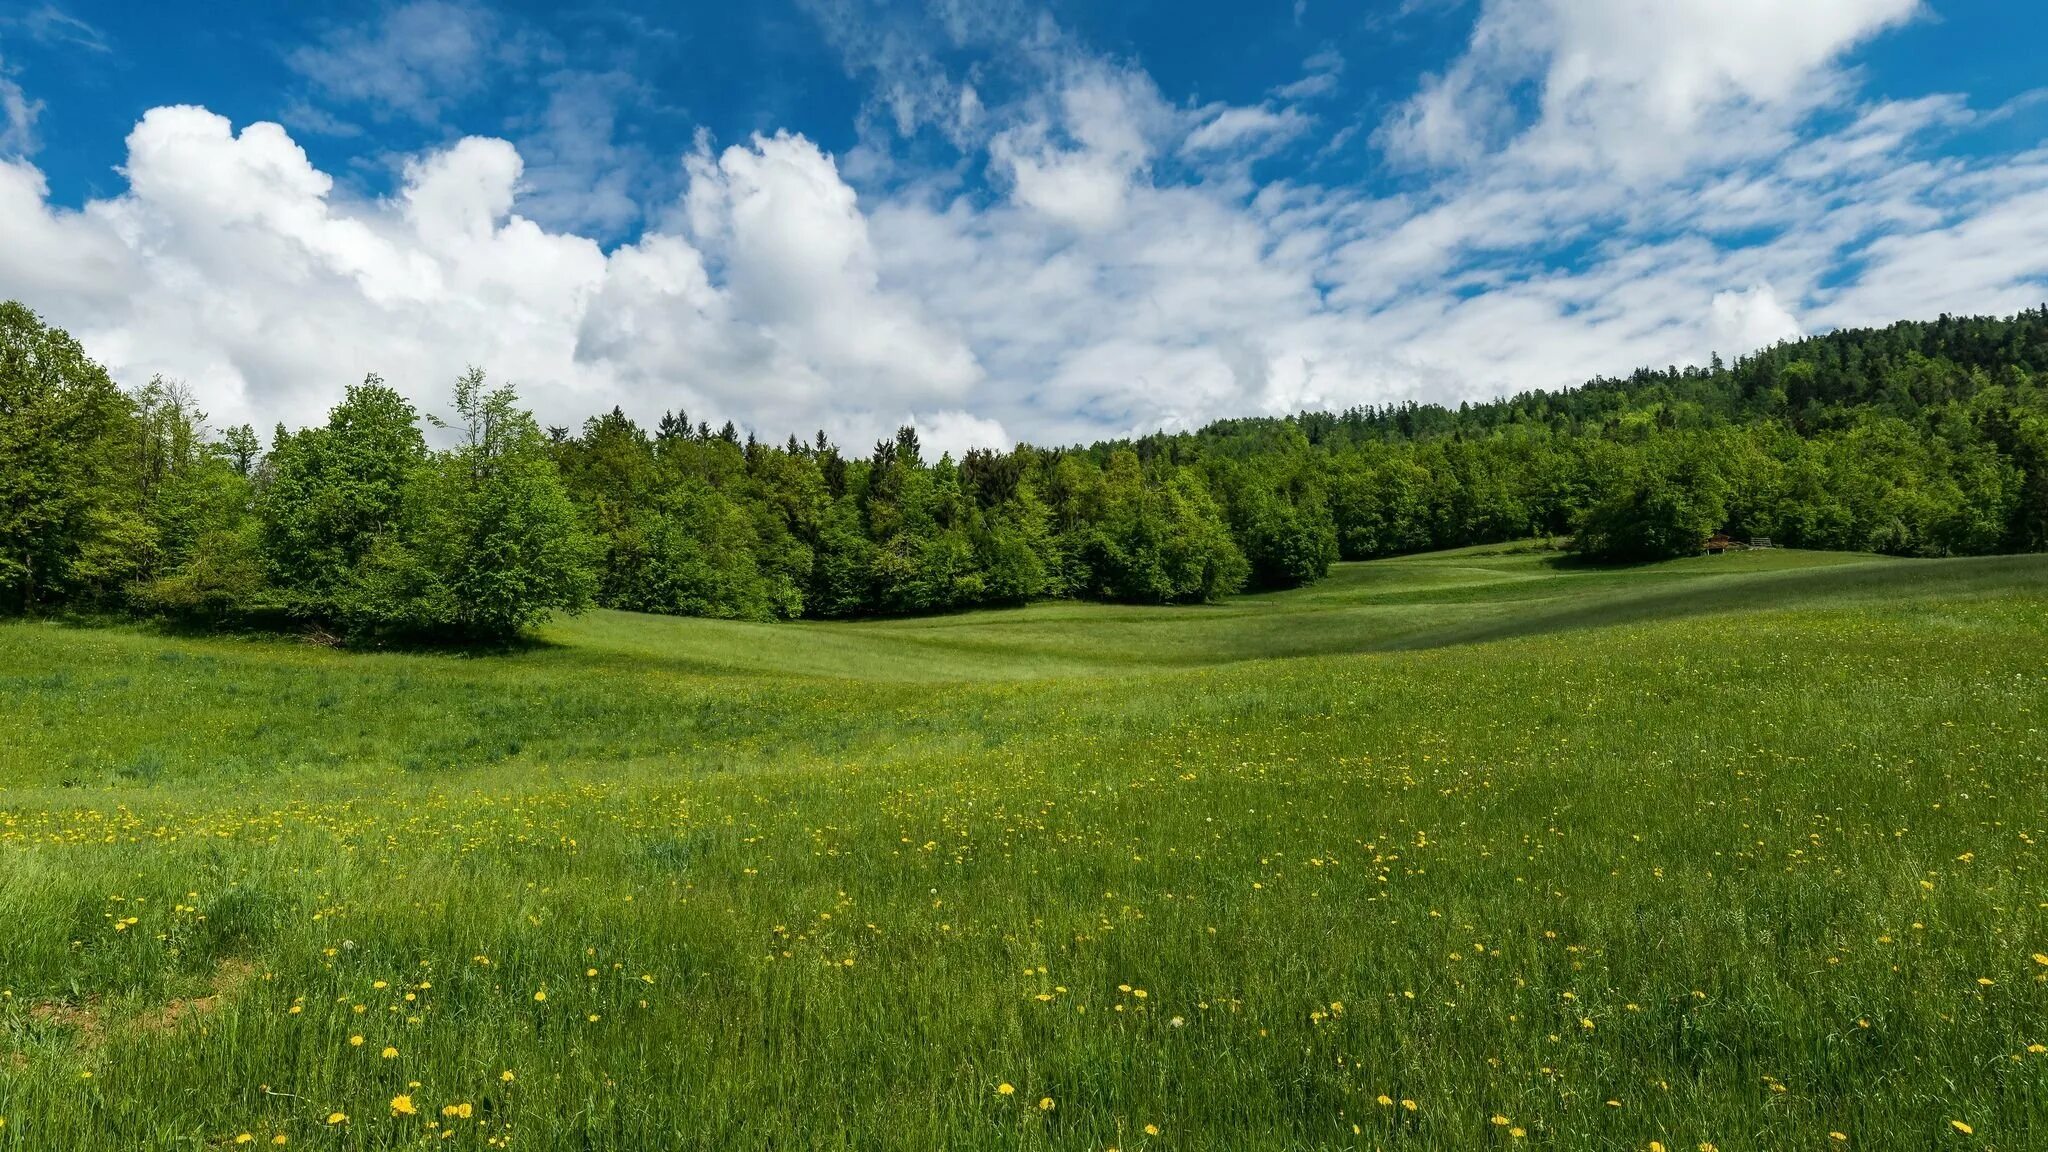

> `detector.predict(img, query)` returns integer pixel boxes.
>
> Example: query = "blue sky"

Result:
[1,0,2044,452]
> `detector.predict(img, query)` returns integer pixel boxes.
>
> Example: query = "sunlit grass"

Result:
[3,549,2046,1149]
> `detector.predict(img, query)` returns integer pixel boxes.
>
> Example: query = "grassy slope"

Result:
[1,548,2046,1149]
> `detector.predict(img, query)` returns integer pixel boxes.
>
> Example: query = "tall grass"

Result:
[2,549,2045,1149]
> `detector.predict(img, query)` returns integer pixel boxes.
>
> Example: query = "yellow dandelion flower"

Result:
[997,1083,1015,1096]
[348,1035,364,1047]
[1144,1124,1161,1136]
[325,1113,347,1126]
[1950,1121,1973,1135]
[390,1095,416,1117]
[273,1138,288,1146]
[235,1136,254,1146]
[1492,1116,1511,1126]
[1038,1097,1055,1112]
[1376,1095,1393,1107]
[1511,1128,1526,1139]
[442,1103,474,1120]
[500,1070,516,1083]
[533,989,547,1002]
[380,1046,399,1059]
[1401,1099,1418,1112]
[1830,1135,1848,1144]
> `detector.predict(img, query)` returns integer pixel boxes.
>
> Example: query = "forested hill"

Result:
[4,299,2047,642]
[1295,307,2048,444]
[1089,307,2048,565]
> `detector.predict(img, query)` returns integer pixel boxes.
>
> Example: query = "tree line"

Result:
[5,299,2046,642]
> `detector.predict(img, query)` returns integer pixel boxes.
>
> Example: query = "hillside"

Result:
[3,550,2046,1148]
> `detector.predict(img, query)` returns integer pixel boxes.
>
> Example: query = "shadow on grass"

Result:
[1377,552,2048,653]
[31,606,573,658]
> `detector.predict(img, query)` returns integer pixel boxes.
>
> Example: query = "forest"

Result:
[5,299,2047,641]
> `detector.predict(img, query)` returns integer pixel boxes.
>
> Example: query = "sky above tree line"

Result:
[0,0,2043,454]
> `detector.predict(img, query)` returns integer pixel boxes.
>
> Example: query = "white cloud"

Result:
[509,69,650,238]
[288,0,503,124]
[1,1,2045,457]
[1709,285,1803,359]
[910,409,1010,457]
[0,60,40,156]
[990,65,1165,231]
[1273,49,1343,102]
[5,5,109,54]
[1380,0,1924,176]
[1183,105,1311,155]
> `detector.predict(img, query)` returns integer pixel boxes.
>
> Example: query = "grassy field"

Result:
[2,546,2046,1150]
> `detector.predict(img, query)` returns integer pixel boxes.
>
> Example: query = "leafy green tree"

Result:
[1571,442,1728,562]
[0,302,145,611]
[345,370,595,642]
[258,375,427,616]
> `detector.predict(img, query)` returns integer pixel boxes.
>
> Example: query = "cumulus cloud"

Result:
[1709,285,1804,359]
[1,1,2045,457]
[0,103,984,451]
[586,129,981,428]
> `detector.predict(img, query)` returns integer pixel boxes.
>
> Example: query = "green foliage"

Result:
[7,299,2048,634]
[334,370,596,643]
[0,301,143,609]
[0,333,598,642]
[1569,438,1729,562]
[258,376,428,614]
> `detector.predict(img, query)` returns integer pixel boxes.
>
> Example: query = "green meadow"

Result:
[2,547,2046,1150]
